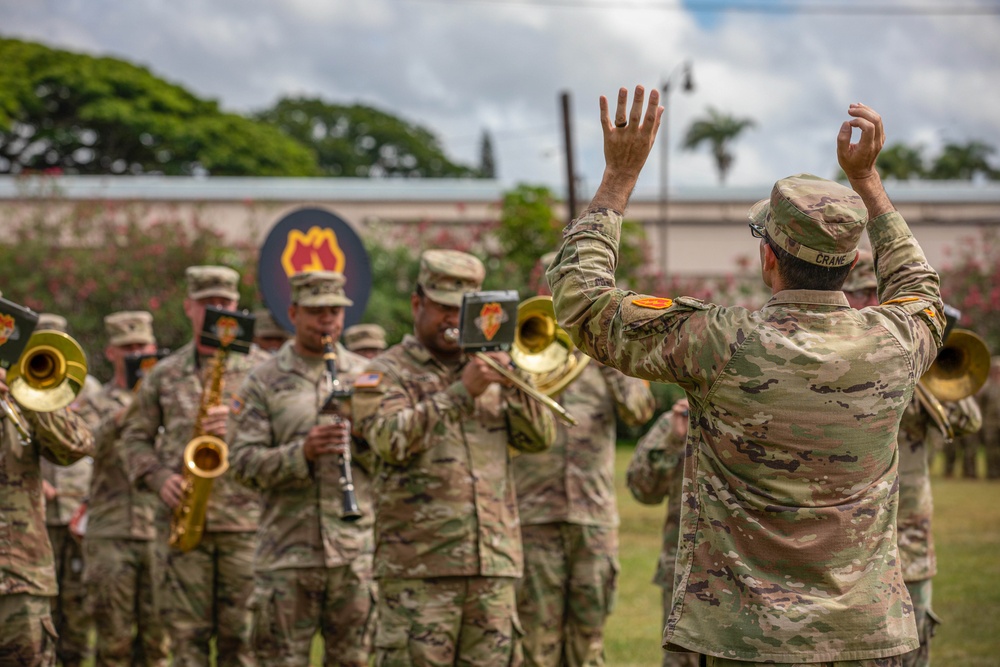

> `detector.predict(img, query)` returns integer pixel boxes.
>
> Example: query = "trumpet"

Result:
[443,327,577,426]
[1,330,88,446]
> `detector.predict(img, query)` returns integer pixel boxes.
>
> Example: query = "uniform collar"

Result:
[764,289,850,309]
[401,334,467,372]
[276,338,327,381]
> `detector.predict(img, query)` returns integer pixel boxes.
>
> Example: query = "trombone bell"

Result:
[7,330,88,413]
[920,328,990,403]
[511,296,590,396]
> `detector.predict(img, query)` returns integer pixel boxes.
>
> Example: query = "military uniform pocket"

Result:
[509,612,525,667]
[603,556,621,616]
[373,621,410,667]
[40,615,59,666]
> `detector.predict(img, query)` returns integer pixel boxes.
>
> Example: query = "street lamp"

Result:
[659,61,695,277]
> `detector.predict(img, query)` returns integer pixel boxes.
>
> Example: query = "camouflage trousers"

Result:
[83,537,170,666]
[0,594,57,666]
[375,576,522,667]
[162,531,256,667]
[47,525,91,666]
[515,523,618,667]
[701,657,902,666]
[248,555,375,666]
[900,579,938,667]
[659,586,697,667]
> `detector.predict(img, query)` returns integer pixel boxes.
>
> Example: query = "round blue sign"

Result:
[258,208,372,333]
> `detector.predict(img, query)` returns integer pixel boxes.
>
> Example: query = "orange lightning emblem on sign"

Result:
[0,314,14,347]
[281,227,347,277]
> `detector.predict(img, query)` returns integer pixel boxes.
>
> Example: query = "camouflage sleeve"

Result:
[119,366,171,493]
[598,363,655,428]
[227,374,311,492]
[502,384,556,454]
[626,411,684,505]
[869,210,945,367]
[948,395,982,439]
[545,208,727,395]
[27,407,94,465]
[73,393,104,431]
[352,364,477,465]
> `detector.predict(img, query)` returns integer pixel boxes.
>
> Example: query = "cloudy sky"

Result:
[3,0,999,196]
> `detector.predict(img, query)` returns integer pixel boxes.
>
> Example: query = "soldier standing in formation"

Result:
[844,252,982,667]
[252,308,291,354]
[353,249,556,665]
[549,89,943,664]
[978,358,1000,479]
[229,271,376,665]
[625,398,696,667]
[75,311,170,666]
[0,295,94,665]
[513,263,655,667]
[343,323,388,360]
[121,266,270,666]
[36,313,96,667]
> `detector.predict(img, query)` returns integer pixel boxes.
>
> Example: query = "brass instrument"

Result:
[2,330,88,446]
[320,335,362,522]
[445,296,590,426]
[169,350,230,552]
[915,327,990,442]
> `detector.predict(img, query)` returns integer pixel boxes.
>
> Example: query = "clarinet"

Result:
[320,335,362,522]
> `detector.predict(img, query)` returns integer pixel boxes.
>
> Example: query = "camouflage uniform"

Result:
[626,410,698,667]
[512,358,653,667]
[977,360,1000,479]
[1,404,93,666]
[120,265,268,667]
[548,174,944,663]
[228,271,375,666]
[352,249,556,666]
[344,323,388,358]
[40,455,92,666]
[76,374,170,666]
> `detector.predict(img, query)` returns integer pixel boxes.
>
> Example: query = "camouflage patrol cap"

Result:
[749,173,868,268]
[344,323,387,352]
[417,249,485,307]
[104,311,155,347]
[38,313,68,332]
[842,249,877,292]
[289,271,353,307]
[186,265,240,301]
[252,309,290,340]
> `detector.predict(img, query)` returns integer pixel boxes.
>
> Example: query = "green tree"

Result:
[929,140,998,180]
[877,142,927,180]
[479,130,496,179]
[255,97,477,178]
[681,107,756,185]
[493,184,563,287]
[0,37,319,176]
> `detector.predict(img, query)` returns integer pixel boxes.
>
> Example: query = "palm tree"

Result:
[682,107,756,185]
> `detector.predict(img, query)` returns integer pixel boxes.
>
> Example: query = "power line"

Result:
[399,0,1000,16]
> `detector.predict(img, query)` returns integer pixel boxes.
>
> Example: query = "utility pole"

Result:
[561,91,577,224]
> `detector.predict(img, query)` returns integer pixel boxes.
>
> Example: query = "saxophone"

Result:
[169,349,231,552]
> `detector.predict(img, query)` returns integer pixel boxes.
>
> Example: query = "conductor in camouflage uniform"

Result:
[845,252,982,667]
[75,311,169,666]
[121,266,270,667]
[548,89,944,664]
[0,310,94,665]
[228,272,376,665]
[513,266,654,667]
[625,398,697,667]
[353,249,556,666]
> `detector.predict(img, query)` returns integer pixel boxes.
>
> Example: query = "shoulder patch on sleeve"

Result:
[631,297,673,310]
[354,372,383,389]
[230,393,244,415]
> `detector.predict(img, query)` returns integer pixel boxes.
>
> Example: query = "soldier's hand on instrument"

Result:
[42,480,58,501]
[160,473,185,509]
[201,404,229,438]
[303,422,350,461]
[0,367,7,396]
[837,103,885,182]
[463,353,512,397]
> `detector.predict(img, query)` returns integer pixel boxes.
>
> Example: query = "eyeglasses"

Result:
[748,222,766,239]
